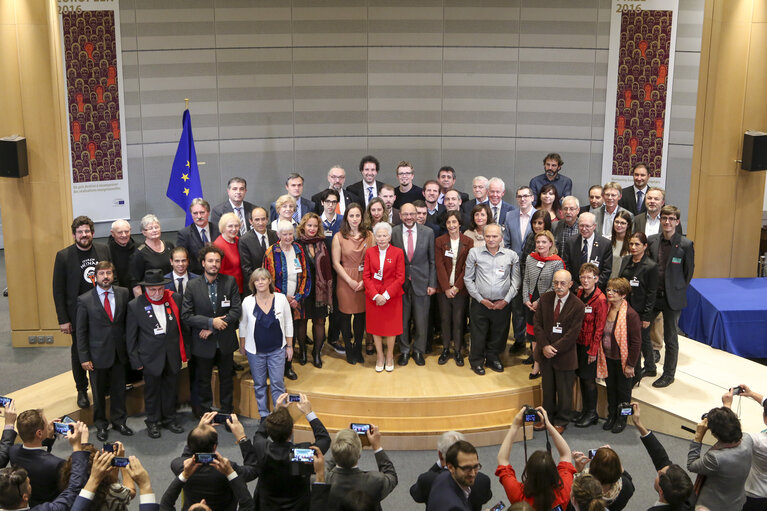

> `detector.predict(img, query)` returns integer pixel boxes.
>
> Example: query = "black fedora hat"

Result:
[138,269,171,287]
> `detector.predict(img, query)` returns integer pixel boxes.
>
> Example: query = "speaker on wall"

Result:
[742,130,767,172]
[0,137,29,178]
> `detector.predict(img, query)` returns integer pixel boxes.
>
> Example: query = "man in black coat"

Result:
[52,216,111,408]
[176,198,220,275]
[181,244,242,413]
[347,155,384,208]
[410,432,491,511]
[127,269,187,438]
[75,261,132,441]
[210,177,256,236]
[107,219,136,288]
[562,212,612,291]
[238,207,278,288]
[251,394,331,510]
[424,441,483,511]
[311,165,361,215]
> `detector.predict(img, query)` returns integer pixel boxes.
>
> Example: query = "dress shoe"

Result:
[312,350,323,368]
[533,421,546,431]
[398,353,410,366]
[571,410,585,423]
[385,359,394,372]
[96,427,108,441]
[413,352,425,366]
[529,371,541,380]
[375,363,384,373]
[509,342,525,354]
[472,365,485,376]
[114,424,134,436]
[653,375,675,388]
[575,412,599,428]
[488,360,504,373]
[522,355,534,365]
[164,421,184,434]
[454,353,464,367]
[298,346,308,365]
[612,415,628,433]
[284,361,298,380]
[191,404,204,420]
[438,349,450,365]
[553,424,566,435]
[328,339,345,354]
[232,361,245,372]
[346,353,358,364]
[603,415,616,431]
[77,391,90,409]
[146,422,161,439]
[642,368,657,378]
[366,344,375,355]
[653,350,661,363]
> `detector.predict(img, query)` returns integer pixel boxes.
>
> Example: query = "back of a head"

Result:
[659,464,693,505]
[16,409,45,444]
[339,490,376,511]
[571,473,606,511]
[331,429,362,469]
[437,431,465,459]
[266,407,294,443]
[0,466,28,510]
[187,425,218,454]
[706,406,742,443]
[522,450,561,511]
[588,447,622,485]
[509,502,534,511]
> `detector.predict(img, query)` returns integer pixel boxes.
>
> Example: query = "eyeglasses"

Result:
[397,171,413,176]
[516,194,532,198]
[660,216,677,222]
[323,200,338,205]
[456,463,482,472]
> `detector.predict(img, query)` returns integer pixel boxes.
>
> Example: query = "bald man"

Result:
[108,219,137,289]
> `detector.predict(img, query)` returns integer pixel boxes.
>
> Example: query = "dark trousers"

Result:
[399,287,430,355]
[340,312,365,360]
[638,323,655,373]
[328,293,342,344]
[70,332,88,392]
[510,291,527,344]
[90,364,126,429]
[438,293,467,352]
[144,361,179,424]
[576,343,598,413]
[540,360,574,426]
[468,300,511,367]
[743,496,767,511]
[651,295,681,377]
[187,354,199,407]
[605,358,633,417]
[196,349,234,413]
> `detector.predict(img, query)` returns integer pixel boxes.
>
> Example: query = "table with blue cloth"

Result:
[679,278,767,358]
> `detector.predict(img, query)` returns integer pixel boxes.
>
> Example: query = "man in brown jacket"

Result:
[533,269,585,433]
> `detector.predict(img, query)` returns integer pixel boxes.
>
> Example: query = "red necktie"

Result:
[407,229,414,262]
[553,298,561,323]
[104,291,113,322]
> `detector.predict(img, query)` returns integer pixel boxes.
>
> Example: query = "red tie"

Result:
[104,291,113,322]
[553,298,561,323]
[407,229,414,262]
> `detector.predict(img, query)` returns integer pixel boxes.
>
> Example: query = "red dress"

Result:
[214,235,244,293]
[363,244,405,336]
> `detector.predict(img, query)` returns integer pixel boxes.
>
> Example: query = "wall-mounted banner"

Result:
[602,0,679,189]
[58,0,129,222]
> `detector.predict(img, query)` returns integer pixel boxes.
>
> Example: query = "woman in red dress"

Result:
[363,222,405,372]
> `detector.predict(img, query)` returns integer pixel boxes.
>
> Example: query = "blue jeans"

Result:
[246,348,286,418]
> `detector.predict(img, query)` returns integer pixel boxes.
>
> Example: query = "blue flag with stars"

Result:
[167,109,203,225]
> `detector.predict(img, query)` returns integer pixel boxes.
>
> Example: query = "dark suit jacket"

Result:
[0,428,16,467]
[647,233,695,310]
[211,200,256,232]
[270,196,315,222]
[486,200,514,228]
[618,254,659,322]
[618,185,648,216]
[593,205,633,238]
[460,199,488,225]
[410,463,492,511]
[311,188,361,214]
[425,470,472,511]
[180,274,242,358]
[170,440,258,511]
[176,223,220,275]
[251,415,331,510]
[347,179,384,203]
[310,483,330,511]
[325,450,398,511]
[632,212,683,236]
[75,286,129,369]
[562,234,613,290]
[391,224,437,295]
[30,450,90,511]
[52,243,111,325]
[164,272,199,293]
[160,473,253,511]
[8,444,66,506]
[238,229,278,284]
[533,290,586,371]
[126,293,186,376]
[434,234,473,295]
[641,431,696,511]
[388,208,402,226]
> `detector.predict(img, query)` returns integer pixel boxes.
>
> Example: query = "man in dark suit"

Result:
[414,200,441,237]
[410,432,492,511]
[379,184,402,226]
[460,176,489,225]
[52,216,111,408]
[632,187,682,237]
[251,394,331,510]
[486,177,514,228]
[347,155,384,208]
[239,207,278,287]
[127,269,187,438]
[391,204,437,366]
[425,441,483,511]
[647,205,694,388]
[75,261,132,441]
[0,400,17,468]
[533,269,586,432]
[619,162,651,216]
[270,173,315,222]
[210,177,256,236]
[177,198,220,275]
[311,165,360,215]
[325,426,397,511]
[562,212,612,291]
[594,182,633,238]
[580,184,604,215]
[437,166,470,204]
[181,244,242,413]
[170,412,258,511]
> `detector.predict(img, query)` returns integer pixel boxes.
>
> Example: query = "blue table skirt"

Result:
[679,278,767,358]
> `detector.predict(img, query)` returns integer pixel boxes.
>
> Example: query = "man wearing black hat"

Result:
[126,269,188,438]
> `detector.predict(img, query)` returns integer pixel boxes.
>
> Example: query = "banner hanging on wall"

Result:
[58,0,130,222]
[602,0,679,189]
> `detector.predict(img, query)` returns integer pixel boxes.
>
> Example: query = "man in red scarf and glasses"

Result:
[126,268,188,439]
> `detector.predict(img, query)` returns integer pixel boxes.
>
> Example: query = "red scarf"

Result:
[529,251,563,264]
[145,290,187,362]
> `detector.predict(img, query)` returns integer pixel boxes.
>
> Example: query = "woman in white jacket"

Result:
[239,268,294,420]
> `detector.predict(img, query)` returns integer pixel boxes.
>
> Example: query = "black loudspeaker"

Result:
[742,131,767,171]
[0,137,29,178]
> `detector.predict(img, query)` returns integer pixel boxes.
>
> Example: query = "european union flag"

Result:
[167,109,203,225]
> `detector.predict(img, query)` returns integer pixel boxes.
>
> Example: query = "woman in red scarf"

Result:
[296,213,333,368]
[523,230,564,379]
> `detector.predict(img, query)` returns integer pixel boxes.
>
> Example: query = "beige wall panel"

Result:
[695,176,736,277]
[731,170,765,277]
[0,28,23,132]
[754,0,767,23]
[13,0,46,26]
[0,0,17,25]
[743,22,767,128]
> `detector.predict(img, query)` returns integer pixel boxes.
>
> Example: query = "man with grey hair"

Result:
[552,195,581,255]
[108,219,136,288]
[486,177,513,228]
[562,212,612,290]
[177,198,220,275]
[409,431,492,510]
[311,165,360,215]
[460,175,489,223]
[270,173,315,223]
[325,425,397,510]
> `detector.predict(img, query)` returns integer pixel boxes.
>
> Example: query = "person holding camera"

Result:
[495,406,575,511]
[688,391,753,511]
[570,446,634,510]
[598,277,642,434]
[729,384,767,510]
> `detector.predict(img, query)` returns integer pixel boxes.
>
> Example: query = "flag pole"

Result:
[184,97,189,109]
